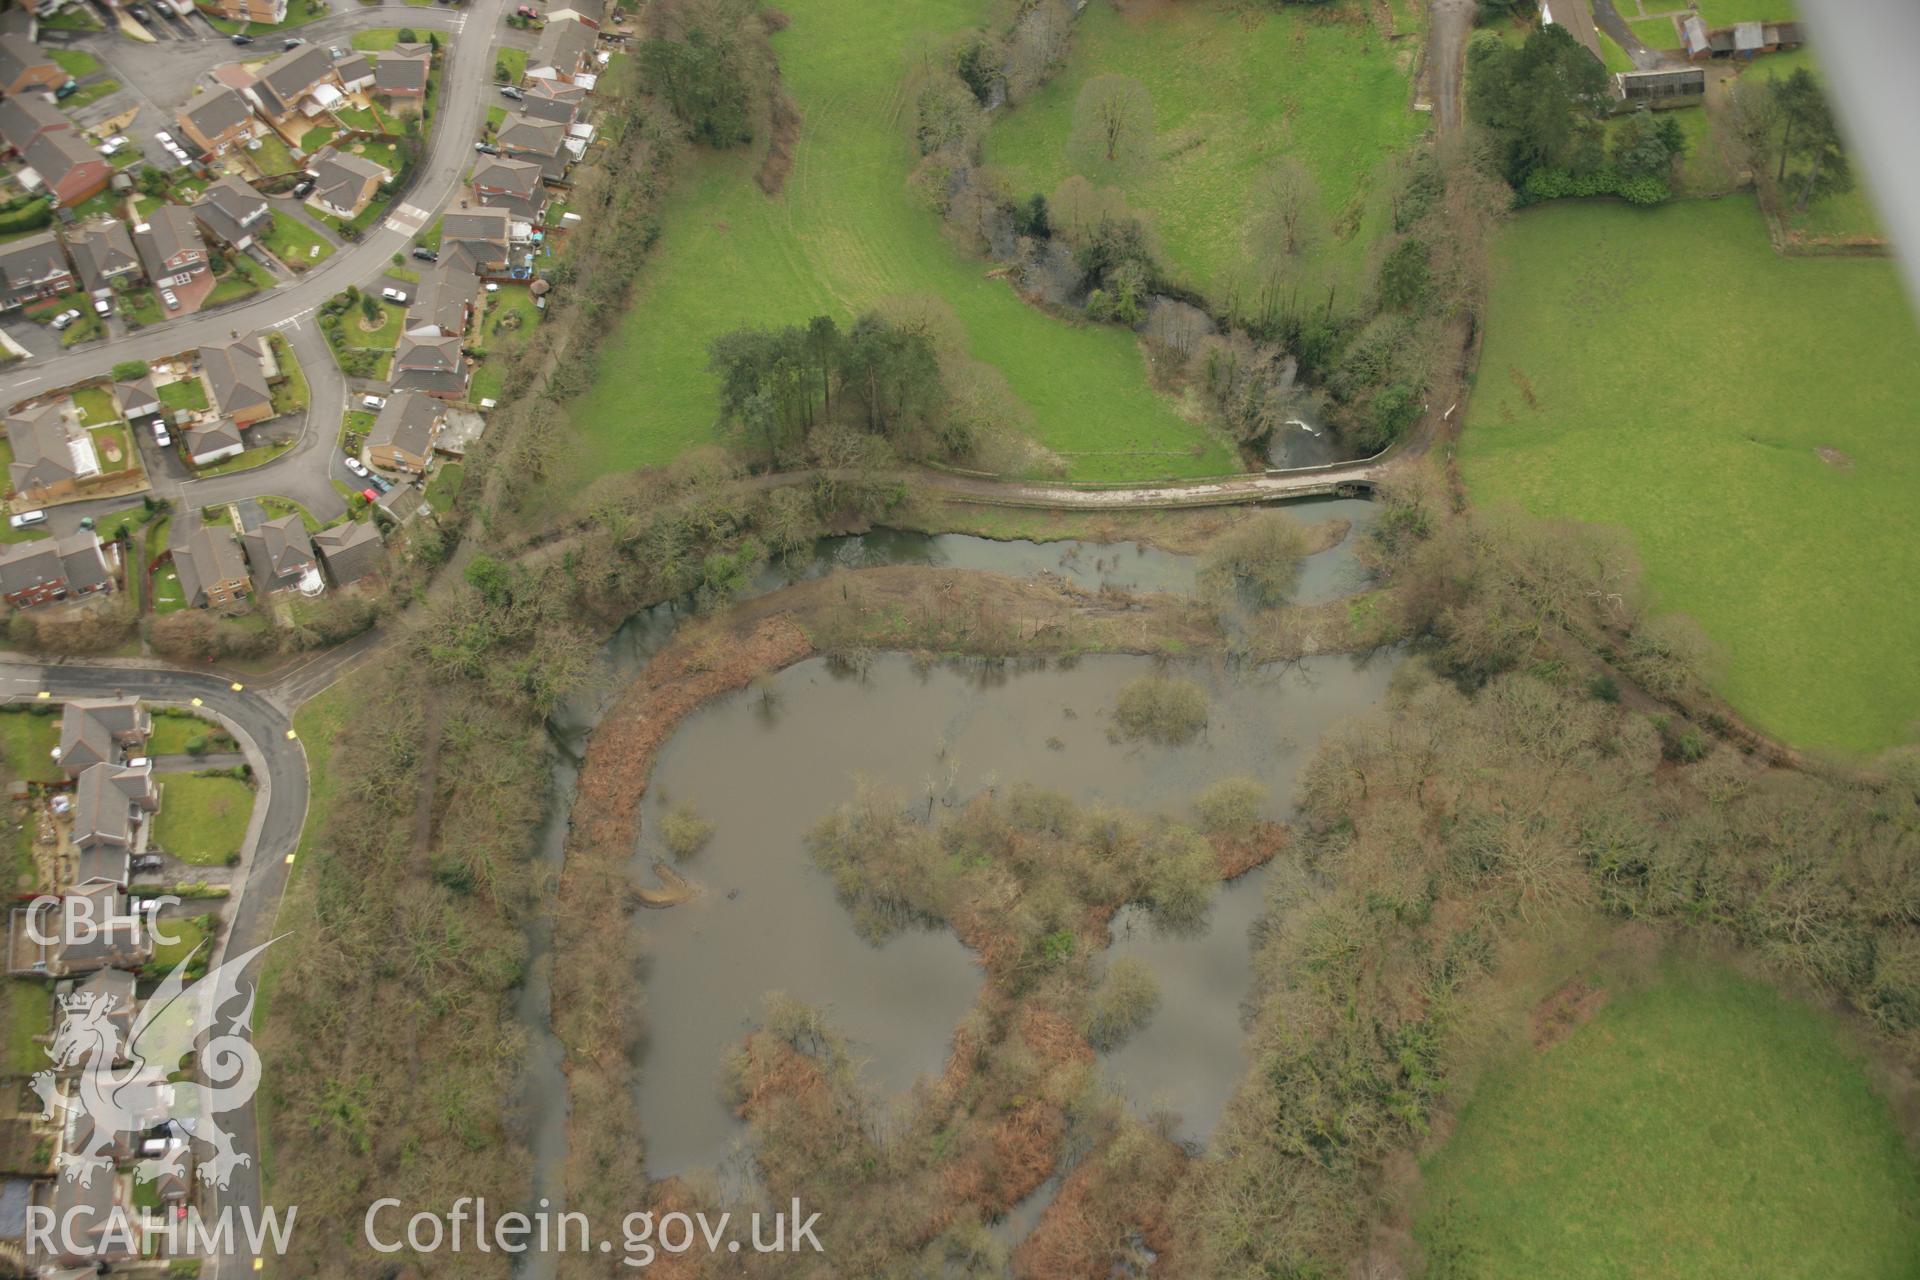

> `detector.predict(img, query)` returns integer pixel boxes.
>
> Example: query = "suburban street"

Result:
[0,657,308,1279]
[8,0,515,534]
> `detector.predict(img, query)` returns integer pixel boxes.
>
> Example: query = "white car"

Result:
[154,130,174,146]
[8,510,47,530]
[361,394,386,410]
[152,421,172,447]
[97,136,126,156]
[343,456,370,478]
[381,287,408,304]
[49,309,81,330]
[161,289,179,310]
[92,298,111,316]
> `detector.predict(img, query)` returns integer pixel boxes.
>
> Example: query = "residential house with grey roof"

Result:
[242,514,317,593]
[0,33,61,97]
[438,208,512,275]
[366,391,444,473]
[529,17,597,86]
[56,697,149,778]
[63,218,141,298]
[23,126,112,207]
[472,155,549,222]
[0,90,66,158]
[392,332,469,400]
[193,175,272,252]
[170,522,250,609]
[313,520,384,587]
[243,43,342,123]
[333,52,375,94]
[175,84,257,159]
[199,335,275,427]
[0,533,112,609]
[373,50,430,98]
[0,231,74,310]
[403,262,474,338]
[134,205,211,313]
[72,761,157,888]
[183,417,244,467]
[5,400,92,499]
[497,111,571,183]
[305,146,389,220]
[519,77,587,126]
[34,885,152,979]
[546,0,606,27]
[116,376,161,421]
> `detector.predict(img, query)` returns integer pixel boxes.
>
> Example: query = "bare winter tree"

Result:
[1006,0,1072,102]
[1249,157,1324,259]
[1071,74,1155,168]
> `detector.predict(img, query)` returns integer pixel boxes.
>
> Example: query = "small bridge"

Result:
[917,457,1386,511]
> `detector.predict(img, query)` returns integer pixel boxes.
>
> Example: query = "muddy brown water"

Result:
[512,509,1391,1269]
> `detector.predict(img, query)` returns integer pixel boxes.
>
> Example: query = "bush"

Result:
[1084,956,1161,1051]
[1200,512,1312,608]
[111,360,150,382]
[659,803,715,861]
[1193,777,1267,837]
[1112,674,1210,746]
[1520,165,1671,207]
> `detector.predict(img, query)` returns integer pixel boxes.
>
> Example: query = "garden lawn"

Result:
[1631,0,1798,48]
[1417,960,1920,1279]
[157,378,208,413]
[983,0,1427,307]
[350,27,415,50]
[147,710,227,756]
[260,212,334,269]
[0,710,62,783]
[1459,197,1920,755]
[155,773,255,866]
[1,981,47,1075]
[562,0,1236,500]
[423,461,463,514]
[87,426,131,473]
[495,47,527,83]
[71,386,117,425]
[148,914,209,972]
[1743,48,1885,243]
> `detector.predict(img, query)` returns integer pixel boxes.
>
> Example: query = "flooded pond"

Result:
[632,649,1399,1175]
[513,502,1389,1260]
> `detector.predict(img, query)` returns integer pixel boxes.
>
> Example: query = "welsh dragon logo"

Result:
[30,938,278,1194]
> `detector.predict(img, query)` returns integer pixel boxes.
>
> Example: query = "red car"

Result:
[361,488,380,503]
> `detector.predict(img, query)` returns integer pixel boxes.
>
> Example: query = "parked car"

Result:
[92,298,111,316]
[282,36,303,48]
[53,79,78,100]
[328,45,347,58]
[473,142,500,156]
[130,854,165,874]
[343,456,369,478]
[360,488,380,503]
[381,287,408,303]
[361,394,387,410]
[153,421,172,447]
[49,309,80,330]
[291,177,316,198]
[230,33,253,45]
[155,130,174,146]
[499,85,524,100]
[127,3,148,18]
[367,472,392,494]
[515,4,536,15]
[97,136,126,156]
[161,289,179,310]
[410,247,438,262]
[8,511,46,530]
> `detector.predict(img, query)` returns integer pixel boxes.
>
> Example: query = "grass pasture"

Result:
[1459,197,1920,755]
[561,0,1237,502]
[1417,960,1920,1279]
[155,773,255,865]
[982,0,1427,308]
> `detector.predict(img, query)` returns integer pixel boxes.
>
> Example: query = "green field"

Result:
[1418,961,1920,1278]
[1459,197,1920,755]
[562,0,1237,500]
[1626,0,1797,47]
[983,0,1425,306]
[147,710,230,756]
[155,773,255,865]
